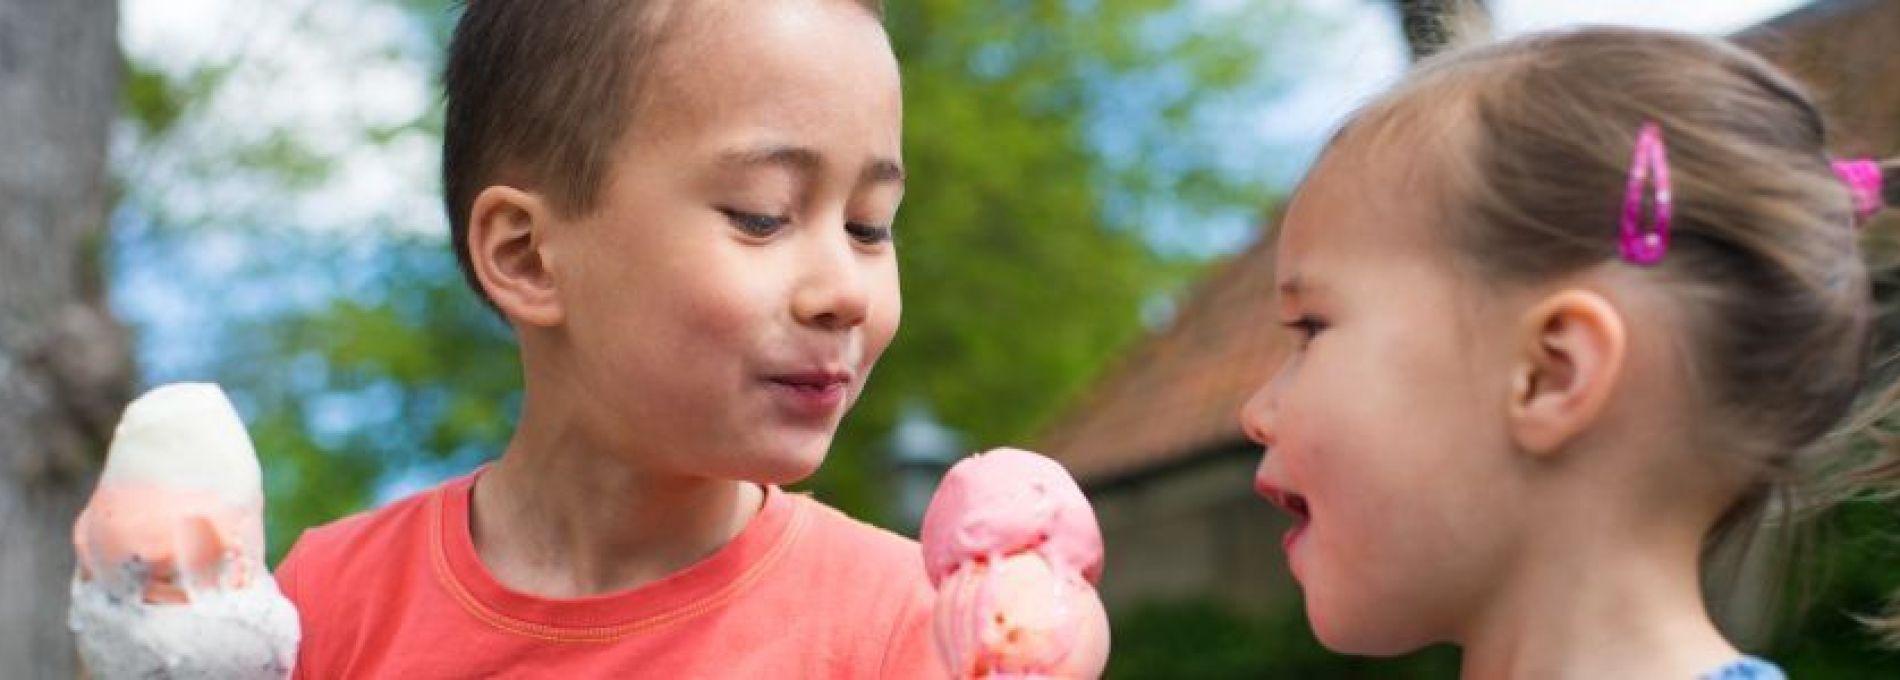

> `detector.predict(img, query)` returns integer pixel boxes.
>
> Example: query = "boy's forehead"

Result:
[644,0,890,84]
[628,0,900,144]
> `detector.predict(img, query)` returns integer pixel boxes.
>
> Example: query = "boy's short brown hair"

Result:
[442,0,885,307]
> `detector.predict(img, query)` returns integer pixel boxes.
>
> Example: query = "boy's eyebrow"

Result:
[720,145,824,174]
[863,158,905,186]
[718,144,905,186]
[722,143,908,186]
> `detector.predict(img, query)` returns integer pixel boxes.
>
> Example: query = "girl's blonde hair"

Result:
[1334,26,1899,633]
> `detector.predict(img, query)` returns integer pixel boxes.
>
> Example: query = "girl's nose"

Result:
[1239,380,1278,448]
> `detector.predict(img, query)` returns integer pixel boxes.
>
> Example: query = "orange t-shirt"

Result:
[276,472,943,678]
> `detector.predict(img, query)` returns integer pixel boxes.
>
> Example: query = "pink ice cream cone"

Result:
[920,448,1110,679]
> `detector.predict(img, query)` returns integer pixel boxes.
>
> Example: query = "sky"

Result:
[1248,0,1810,187]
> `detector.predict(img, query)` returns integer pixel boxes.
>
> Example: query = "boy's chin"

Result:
[729,441,831,486]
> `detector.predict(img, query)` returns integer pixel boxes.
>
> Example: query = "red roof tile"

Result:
[1737,0,1900,159]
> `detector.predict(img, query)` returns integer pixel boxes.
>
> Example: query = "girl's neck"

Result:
[470,395,764,599]
[1458,504,1740,680]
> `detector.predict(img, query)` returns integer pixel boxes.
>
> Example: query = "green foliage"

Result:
[121,60,229,138]
[1109,598,1459,679]
[1769,499,1900,674]
[208,233,522,562]
[815,0,1290,515]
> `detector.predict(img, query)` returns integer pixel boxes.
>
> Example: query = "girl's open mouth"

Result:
[1257,485,1312,558]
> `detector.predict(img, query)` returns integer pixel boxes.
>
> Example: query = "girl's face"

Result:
[1239,142,1529,655]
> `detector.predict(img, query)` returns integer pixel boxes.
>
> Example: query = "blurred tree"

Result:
[0,0,129,676]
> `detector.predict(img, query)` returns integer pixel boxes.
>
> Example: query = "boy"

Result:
[275,0,938,676]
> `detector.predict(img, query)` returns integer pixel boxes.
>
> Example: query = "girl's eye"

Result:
[720,209,790,237]
[846,222,894,245]
[1281,315,1327,349]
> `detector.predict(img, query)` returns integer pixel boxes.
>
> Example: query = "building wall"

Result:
[1087,443,1296,617]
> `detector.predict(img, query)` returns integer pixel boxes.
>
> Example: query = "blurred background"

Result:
[4,0,1898,676]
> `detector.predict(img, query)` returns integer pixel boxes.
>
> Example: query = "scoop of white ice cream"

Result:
[70,574,300,679]
[101,382,262,504]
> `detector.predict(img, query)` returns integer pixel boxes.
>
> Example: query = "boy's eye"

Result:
[1281,315,1327,349]
[846,222,893,245]
[720,208,790,237]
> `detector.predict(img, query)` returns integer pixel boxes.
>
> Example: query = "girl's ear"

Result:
[467,185,564,327]
[1506,289,1627,457]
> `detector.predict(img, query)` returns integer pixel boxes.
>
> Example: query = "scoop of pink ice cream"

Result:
[920,448,1103,585]
[933,552,1110,679]
[920,448,1109,679]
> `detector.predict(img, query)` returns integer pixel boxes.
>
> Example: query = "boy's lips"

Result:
[764,368,854,418]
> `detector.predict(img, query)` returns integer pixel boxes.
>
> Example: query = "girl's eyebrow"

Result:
[1278,274,1334,308]
[1278,274,1305,300]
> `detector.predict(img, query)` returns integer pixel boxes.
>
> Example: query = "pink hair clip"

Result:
[1833,158,1883,227]
[1619,121,1672,266]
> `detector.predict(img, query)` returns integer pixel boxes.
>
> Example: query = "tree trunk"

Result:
[0,0,130,677]
[1392,0,1492,62]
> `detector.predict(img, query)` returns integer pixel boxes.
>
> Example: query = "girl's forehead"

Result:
[1276,143,1450,277]
[1280,84,1480,257]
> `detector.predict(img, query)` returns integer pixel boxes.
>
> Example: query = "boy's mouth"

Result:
[764,369,854,417]
[768,370,853,391]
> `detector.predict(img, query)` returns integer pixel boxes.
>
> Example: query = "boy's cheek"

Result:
[863,273,903,353]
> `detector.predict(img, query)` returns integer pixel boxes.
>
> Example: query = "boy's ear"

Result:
[467,186,563,327]
[1506,289,1626,457]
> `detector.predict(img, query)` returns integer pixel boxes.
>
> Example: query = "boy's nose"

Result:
[792,235,870,331]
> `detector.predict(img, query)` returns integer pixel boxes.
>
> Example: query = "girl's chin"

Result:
[1307,603,1436,658]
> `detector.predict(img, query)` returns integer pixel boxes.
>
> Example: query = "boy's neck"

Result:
[469,414,766,599]
[1457,498,1742,680]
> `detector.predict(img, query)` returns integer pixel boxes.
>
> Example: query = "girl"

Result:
[1241,27,1897,678]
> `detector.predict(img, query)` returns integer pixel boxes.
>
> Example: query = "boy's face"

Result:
[540,0,903,485]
